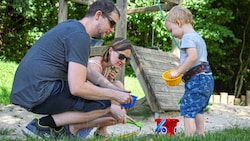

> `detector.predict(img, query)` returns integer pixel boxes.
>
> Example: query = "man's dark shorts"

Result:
[31,81,111,115]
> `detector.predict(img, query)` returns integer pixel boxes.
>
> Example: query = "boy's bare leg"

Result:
[195,114,205,136]
[184,117,195,136]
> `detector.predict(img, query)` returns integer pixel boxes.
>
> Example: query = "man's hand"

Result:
[114,91,132,105]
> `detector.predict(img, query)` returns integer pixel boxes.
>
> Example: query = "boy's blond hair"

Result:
[166,5,194,26]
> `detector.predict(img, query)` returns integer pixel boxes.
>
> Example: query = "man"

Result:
[10,0,131,139]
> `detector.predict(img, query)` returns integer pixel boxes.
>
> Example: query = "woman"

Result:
[89,37,132,89]
[74,37,133,138]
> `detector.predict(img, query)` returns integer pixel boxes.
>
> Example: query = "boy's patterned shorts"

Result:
[180,74,214,118]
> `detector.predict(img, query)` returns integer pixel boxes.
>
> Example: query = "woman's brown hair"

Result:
[102,37,132,62]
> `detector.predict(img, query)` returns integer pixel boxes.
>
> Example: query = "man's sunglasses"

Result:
[103,13,116,28]
[114,50,131,62]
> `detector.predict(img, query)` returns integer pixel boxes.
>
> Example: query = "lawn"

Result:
[0,61,18,105]
[1,126,250,141]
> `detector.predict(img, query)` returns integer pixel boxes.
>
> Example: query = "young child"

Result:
[165,6,214,136]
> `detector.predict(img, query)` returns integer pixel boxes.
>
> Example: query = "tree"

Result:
[232,1,250,97]
[0,0,249,96]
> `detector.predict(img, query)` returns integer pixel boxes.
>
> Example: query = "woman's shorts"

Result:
[31,81,111,115]
[180,74,214,118]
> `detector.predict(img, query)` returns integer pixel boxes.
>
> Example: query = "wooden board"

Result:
[130,46,184,112]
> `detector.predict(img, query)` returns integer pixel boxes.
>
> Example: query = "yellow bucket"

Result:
[162,70,182,86]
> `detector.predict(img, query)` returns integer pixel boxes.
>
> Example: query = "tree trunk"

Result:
[234,15,250,98]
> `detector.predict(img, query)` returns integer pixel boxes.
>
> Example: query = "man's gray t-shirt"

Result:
[10,19,91,109]
[180,32,208,70]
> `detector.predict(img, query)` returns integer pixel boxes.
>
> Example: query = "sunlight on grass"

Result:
[124,76,145,100]
[0,61,18,105]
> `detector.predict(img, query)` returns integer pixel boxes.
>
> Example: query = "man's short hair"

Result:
[85,0,120,17]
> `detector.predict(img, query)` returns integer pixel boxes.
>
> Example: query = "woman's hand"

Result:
[109,104,127,124]
[107,67,119,81]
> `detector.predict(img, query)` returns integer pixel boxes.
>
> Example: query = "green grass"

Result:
[1,126,250,141]
[124,76,145,99]
[0,61,18,105]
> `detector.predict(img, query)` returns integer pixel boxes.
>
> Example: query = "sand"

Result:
[1,103,250,139]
